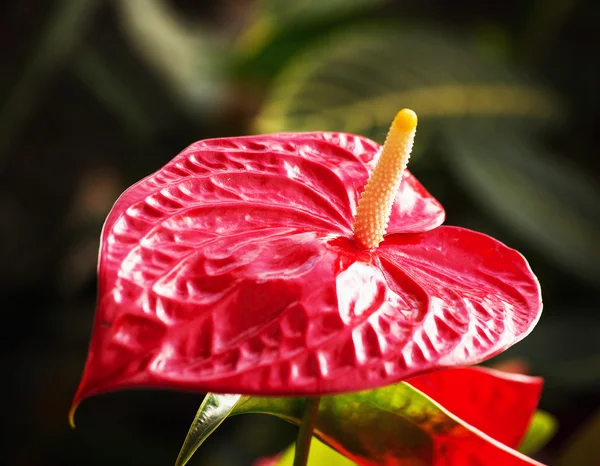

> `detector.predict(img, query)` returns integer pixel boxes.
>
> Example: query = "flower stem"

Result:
[293,396,321,466]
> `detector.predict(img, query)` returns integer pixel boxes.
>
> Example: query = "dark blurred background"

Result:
[2,0,599,465]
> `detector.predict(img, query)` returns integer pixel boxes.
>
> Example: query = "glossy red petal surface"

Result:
[376,227,542,372]
[407,367,543,449]
[103,132,444,240]
[73,133,540,406]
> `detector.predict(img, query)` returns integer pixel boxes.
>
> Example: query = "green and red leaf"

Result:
[177,368,544,466]
[408,367,543,449]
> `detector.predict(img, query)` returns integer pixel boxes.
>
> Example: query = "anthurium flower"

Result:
[71,110,542,416]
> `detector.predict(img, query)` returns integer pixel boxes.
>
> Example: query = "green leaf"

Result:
[443,120,600,284]
[177,384,539,466]
[232,391,432,465]
[254,26,560,146]
[174,394,241,466]
[518,411,558,455]
[274,437,356,465]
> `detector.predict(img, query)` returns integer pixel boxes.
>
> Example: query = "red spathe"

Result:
[73,132,542,405]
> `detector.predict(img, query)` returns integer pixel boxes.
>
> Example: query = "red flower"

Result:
[71,113,542,412]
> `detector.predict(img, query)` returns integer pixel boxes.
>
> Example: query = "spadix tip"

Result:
[353,108,418,249]
[393,108,418,132]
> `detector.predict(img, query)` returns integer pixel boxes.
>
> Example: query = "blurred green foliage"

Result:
[1,1,598,465]
[519,411,558,456]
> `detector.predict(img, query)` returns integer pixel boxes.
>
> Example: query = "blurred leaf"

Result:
[518,411,558,455]
[112,0,225,115]
[273,437,356,465]
[444,121,600,284]
[240,0,384,52]
[556,408,600,466]
[235,1,385,83]
[178,383,541,466]
[0,0,98,159]
[175,393,241,466]
[254,26,560,147]
[257,0,384,25]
